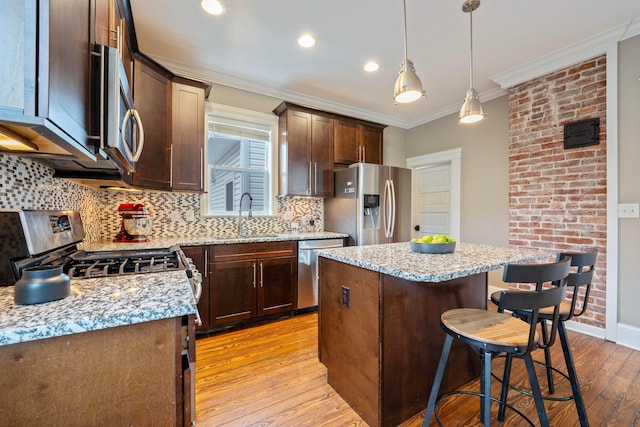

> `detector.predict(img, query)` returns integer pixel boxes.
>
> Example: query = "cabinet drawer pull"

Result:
[204,249,208,277]
[252,262,256,288]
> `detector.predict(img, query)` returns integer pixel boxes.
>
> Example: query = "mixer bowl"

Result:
[123,217,153,236]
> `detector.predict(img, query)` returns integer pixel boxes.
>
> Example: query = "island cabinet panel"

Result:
[380,273,485,426]
[319,257,485,427]
[0,317,182,426]
[319,258,380,425]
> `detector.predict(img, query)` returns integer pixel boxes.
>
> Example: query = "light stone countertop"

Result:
[317,242,555,282]
[0,232,347,347]
[80,231,348,252]
[0,270,195,346]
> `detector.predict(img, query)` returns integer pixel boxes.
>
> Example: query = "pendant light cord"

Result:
[468,8,474,88]
[402,0,409,61]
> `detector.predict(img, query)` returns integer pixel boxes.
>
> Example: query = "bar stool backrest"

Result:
[497,256,571,356]
[555,251,598,320]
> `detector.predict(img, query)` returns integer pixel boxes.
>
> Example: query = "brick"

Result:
[508,55,607,330]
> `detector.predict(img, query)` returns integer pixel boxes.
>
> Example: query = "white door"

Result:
[415,164,451,237]
[407,148,461,240]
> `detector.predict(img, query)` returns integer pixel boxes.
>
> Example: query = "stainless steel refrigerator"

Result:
[324,163,412,246]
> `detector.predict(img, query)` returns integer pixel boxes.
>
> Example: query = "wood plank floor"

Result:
[195,313,640,426]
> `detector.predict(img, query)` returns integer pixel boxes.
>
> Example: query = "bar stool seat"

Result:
[422,257,571,427]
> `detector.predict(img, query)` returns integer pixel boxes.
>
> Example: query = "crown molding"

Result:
[491,18,640,89]
[146,18,640,130]
[147,54,413,128]
[143,53,505,130]
[405,86,506,128]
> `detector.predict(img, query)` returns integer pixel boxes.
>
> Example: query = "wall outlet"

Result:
[170,211,180,222]
[341,285,350,308]
[185,210,195,222]
[618,203,640,218]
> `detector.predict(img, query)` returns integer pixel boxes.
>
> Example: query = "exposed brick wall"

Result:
[508,56,607,329]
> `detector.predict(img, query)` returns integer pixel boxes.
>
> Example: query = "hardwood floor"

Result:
[195,313,640,426]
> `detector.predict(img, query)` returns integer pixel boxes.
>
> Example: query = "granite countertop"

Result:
[81,231,348,252]
[317,242,555,282]
[0,270,195,346]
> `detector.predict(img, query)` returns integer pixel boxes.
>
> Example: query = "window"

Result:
[203,103,278,216]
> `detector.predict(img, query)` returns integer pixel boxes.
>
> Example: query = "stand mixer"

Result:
[114,203,153,242]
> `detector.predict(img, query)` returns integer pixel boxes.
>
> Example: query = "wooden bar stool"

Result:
[490,250,597,426]
[422,257,570,427]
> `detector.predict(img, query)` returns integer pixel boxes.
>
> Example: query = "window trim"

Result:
[201,102,279,218]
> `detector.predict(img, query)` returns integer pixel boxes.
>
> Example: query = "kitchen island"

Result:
[317,242,553,427]
[0,270,196,426]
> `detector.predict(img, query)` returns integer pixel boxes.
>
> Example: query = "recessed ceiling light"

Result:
[364,62,380,72]
[201,0,224,15]
[298,34,316,48]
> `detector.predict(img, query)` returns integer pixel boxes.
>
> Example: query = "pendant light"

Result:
[393,0,425,104]
[459,0,486,124]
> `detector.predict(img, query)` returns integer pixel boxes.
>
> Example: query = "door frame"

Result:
[406,148,462,240]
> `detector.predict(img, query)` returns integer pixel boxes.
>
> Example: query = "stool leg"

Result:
[480,350,492,426]
[423,334,453,427]
[524,353,550,427]
[497,353,513,422]
[559,322,589,427]
[540,319,555,394]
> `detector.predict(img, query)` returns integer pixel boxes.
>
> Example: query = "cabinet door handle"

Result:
[200,147,204,189]
[203,249,208,278]
[314,162,318,194]
[260,262,264,287]
[362,145,366,163]
[252,262,256,288]
[169,144,174,187]
[308,161,312,195]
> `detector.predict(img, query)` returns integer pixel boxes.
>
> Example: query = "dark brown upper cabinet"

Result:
[0,0,95,160]
[334,120,384,165]
[274,103,334,197]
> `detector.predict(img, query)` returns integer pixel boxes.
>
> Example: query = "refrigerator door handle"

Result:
[383,179,393,238]
[389,179,396,238]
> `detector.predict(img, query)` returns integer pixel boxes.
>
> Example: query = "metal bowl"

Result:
[410,241,456,254]
[123,217,153,236]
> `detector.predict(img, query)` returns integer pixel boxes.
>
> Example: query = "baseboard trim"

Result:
[616,323,640,351]
[564,319,606,339]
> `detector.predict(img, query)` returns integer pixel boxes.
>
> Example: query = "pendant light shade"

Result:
[459,0,485,124]
[393,0,425,104]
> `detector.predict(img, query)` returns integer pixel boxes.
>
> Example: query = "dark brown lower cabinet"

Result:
[319,257,485,427]
[0,316,191,426]
[200,241,297,333]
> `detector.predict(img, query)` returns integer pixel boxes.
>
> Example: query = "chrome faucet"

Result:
[237,192,253,236]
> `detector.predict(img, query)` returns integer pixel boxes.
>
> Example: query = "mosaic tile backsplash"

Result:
[0,154,323,242]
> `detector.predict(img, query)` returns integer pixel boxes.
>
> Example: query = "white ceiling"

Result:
[130,0,640,129]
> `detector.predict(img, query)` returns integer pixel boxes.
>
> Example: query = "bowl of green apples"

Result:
[410,234,456,254]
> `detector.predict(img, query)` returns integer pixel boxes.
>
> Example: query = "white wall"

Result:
[405,96,510,247]
[618,35,640,328]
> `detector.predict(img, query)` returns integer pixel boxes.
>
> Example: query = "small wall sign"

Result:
[564,118,600,149]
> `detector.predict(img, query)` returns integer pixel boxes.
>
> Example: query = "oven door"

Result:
[100,45,144,173]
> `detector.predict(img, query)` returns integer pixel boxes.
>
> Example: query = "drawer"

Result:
[211,241,297,262]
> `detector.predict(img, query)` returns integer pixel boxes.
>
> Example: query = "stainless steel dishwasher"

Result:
[298,238,345,310]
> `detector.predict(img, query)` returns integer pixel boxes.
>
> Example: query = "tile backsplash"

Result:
[0,154,323,242]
